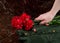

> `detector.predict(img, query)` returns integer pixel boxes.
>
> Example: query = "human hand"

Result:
[34,11,56,25]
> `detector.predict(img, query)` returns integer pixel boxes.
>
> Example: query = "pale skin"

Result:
[35,0,60,25]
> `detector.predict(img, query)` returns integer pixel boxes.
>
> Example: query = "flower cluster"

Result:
[11,13,34,31]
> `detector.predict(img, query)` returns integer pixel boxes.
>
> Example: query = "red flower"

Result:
[11,16,23,29]
[11,12,34,31]
[20,13,31,21]
[21,13,34,30]
[24,20,34,31]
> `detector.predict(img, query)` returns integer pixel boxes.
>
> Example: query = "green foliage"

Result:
[17,16,60,43]
[49,16,60,25]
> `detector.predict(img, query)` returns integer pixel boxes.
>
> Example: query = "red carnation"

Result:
[11,12,34,31]
[20,13,31,21]
[11,16,23,29]
[24,20,34,31]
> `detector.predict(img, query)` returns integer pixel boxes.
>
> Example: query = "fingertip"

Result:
[45,23,49,26]
[34,18,39,21]
[39,20,47,25]
[40,22,44,24]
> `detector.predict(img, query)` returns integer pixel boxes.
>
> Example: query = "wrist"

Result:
[50,9,58,16]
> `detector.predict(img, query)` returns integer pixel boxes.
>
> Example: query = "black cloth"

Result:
[1,0,55,19]
[56,10,60,16]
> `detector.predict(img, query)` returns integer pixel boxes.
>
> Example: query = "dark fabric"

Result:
[6,0,55,18]
[56,10,60,15]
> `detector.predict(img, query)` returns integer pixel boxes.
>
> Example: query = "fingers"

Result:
[40,20,49,26]
[34,15,49,26]
[45,23,49,26]
[35,17,49,26]
[35,16,44,21]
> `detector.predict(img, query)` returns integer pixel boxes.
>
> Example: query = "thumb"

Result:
[40,21,49,26]
[40,20,46,24]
